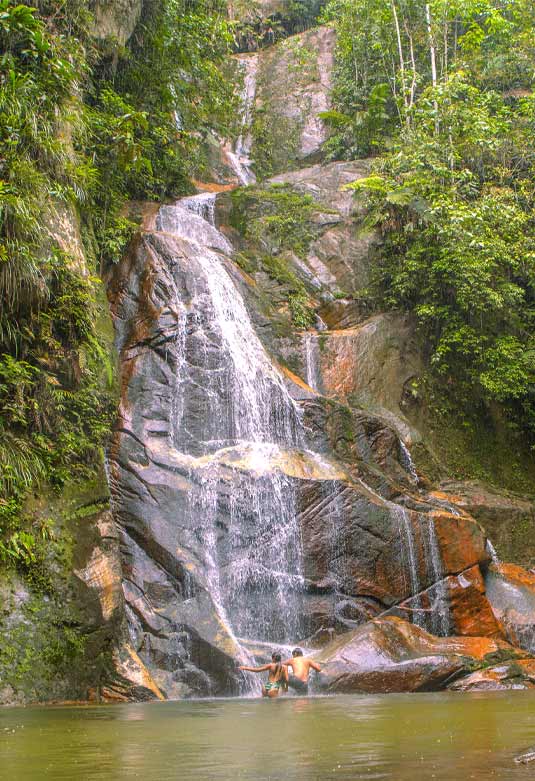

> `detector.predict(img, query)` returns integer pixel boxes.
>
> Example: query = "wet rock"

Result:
[316,616,516,694]
[446,565,503,638]
[515,748,535,765]
[433,481,535,568]
[269,161,379,297]
[106,199,515,698]
[269,161,369,215]
[252,27,335,174]
[102,645,165,702]
[298,474,489,633]
[424,510,486,573]
[449,659,535,692]
[316,315,422,424]
[73,510,123,625]
[485,563,535,653]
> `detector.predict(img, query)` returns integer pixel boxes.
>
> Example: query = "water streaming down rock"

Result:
[99,20,527,702]
[157,200,232,254]
[399,440,419,485]
[303,332,322,392]
[159,197,305,652]
[486,539,500,564]
[225,54,258,185]
[180,192,218,225]
[391,505,424,628]
[424,517,451,636]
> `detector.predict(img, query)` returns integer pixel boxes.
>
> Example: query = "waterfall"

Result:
[157,200,232,254]
[226,55,258,185]
[181,192,218,225]
[399,440,419,485]
[303,332,321,392]
[391,505,424,628]
[388,502,449,634]
[424,517,450,636]
[486,539,500,564]
[158,196,305,655]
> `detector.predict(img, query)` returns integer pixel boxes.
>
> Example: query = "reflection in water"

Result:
[1,693,535,780]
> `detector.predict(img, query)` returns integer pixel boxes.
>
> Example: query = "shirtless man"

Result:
[282,648,321,694]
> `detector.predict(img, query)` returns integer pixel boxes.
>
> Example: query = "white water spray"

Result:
[399,440,419,485]
[303,332,321,392]
[156,195,305,680]
[226,55,258,185]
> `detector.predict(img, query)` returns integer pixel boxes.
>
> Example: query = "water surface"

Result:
[2,692,535,780]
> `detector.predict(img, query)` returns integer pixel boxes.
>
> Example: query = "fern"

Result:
[0,433,47,495]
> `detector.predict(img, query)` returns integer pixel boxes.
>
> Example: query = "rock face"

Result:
[435,482,535,568]
[316,616,518,694]
[107,191,508,698]
[103,23,535,700]
[313,314,422,423]
[485,563,535,653]
[0,496,130,705]
[251,26,335,175]
[269,160,379,297]
[449,659,535,691]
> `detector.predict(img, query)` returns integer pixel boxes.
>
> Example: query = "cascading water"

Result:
[399,440,419,485]
[424,517,450,636]
[393,507,451,634]
[225,55,258,185]
[486,539,500,564]
[160,196,305,660]
[157,199,232,254]
[180,192,218,224]
[391,505,424,628]
[303,332,322,392]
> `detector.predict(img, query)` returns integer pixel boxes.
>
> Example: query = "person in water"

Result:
[282,648,321,694]
[238,652,288,698]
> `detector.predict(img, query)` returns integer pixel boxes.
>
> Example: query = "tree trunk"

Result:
[426,3,440,134]
[391,0,410,128]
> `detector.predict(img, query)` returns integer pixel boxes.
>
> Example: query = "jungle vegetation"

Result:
[322,0,535,449]
[0,0,235,568]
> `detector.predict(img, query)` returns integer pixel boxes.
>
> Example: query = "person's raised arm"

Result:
[309,660,321,673]
[281,658,293,667]
[237,664,271,673]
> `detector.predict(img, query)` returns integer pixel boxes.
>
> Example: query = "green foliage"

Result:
[230,185,317,327]
[324,0,535,447]
[322,0,535,154]
[230,183,317,255]
[0,0,236,575]
[229,0,326,51]
[288,291,315,328]
[0,589,88,695]
[86,0,235,264]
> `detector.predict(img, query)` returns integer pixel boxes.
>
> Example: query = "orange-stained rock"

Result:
[432,512,487,576]
[491,562,535,590]
[191,180,236,193]
[315,616,518,694]
[449,659,535,692]
[107,644,166,702]
[446,565,504,639]
[435,480,535,567]
[485,562,535,653]
[317,314,422,420]
[74,516,123,623]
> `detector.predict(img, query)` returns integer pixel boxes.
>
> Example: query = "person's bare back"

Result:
[283,648,321,694]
